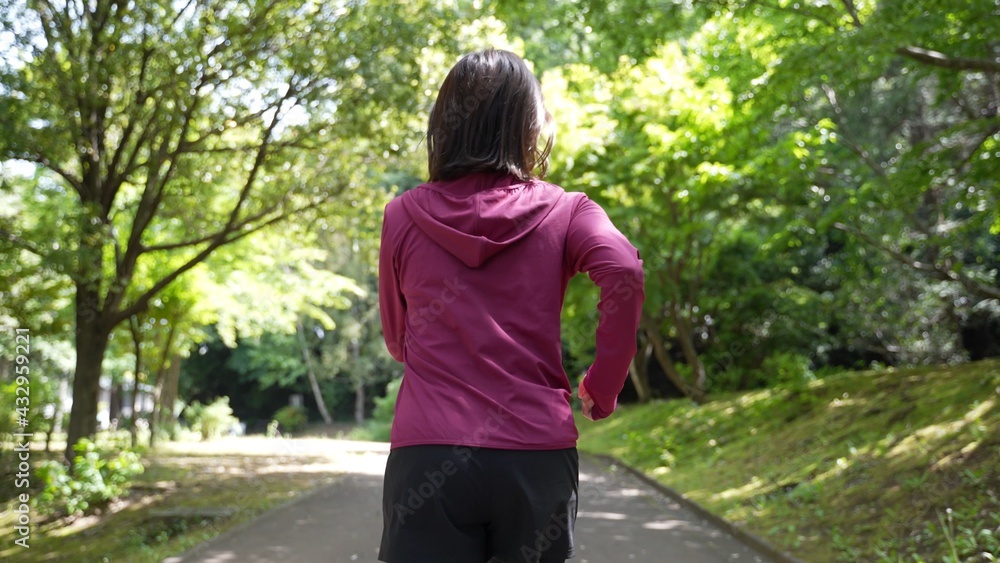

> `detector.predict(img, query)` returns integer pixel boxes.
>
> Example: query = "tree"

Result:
[0,0,471,459]
[704,0,1000,363]
[545,48,746,401]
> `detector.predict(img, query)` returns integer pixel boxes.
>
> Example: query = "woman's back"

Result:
[381,169,644,449]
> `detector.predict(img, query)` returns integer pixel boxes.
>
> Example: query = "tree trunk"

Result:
[148,366,164,448]
[352,338,364,424]
[672,307,708,393]
[66,285,111,461]
[129,379,140,448]
[54,378,67,434]
[156,354,181,443]
[643,318,704,403]
[46,378,67,454]
[129,316,142,449]
[354,380,366,424]
[108,382,122,427]
[149,326,177,448]
[297,319,333,424]
[628,338,653,403]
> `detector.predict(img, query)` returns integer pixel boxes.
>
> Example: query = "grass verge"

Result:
[0,436,354,562]
[576,360,1000,562]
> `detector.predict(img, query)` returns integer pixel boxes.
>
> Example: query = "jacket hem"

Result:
[388,438,578,451]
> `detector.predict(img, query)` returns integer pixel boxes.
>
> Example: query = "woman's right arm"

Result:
[379,201,407,363]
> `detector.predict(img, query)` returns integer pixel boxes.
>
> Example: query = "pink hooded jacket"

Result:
[379,171,644,450]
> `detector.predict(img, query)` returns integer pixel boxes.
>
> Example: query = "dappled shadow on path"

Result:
[163,439,388,563]
[166,445,774,563]
[574,456,771,562]
[164,470,386,562]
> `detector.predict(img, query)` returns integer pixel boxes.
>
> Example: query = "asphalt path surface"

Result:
[165,441,775,563]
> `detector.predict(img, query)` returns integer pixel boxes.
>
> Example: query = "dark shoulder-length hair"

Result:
[426,49,554,182]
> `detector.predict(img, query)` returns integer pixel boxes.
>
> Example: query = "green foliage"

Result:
[761,352,815,388]
[524,0,1000,397]
[270,405,308,435]
[373,378,402,423]
[345,377,402,442]
[185,397,239,441]
[708,351,818,394]
[34,439,144,518]
[0,0,480,456]
[495,0,701,73]
[225,332,308,391]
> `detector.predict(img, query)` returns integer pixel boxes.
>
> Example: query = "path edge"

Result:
[160,476,344,563]
[589,453,806,563]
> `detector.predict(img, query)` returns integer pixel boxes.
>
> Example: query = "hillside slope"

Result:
[576,360,1000,562]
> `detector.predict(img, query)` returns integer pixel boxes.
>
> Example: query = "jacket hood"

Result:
[400,171,565,268]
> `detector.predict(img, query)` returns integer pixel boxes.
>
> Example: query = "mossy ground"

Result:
[576,360,1000,562]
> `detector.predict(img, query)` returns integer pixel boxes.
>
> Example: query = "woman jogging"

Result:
[378,48,645,563]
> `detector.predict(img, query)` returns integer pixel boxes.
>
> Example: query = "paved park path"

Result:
[165,441,778,563]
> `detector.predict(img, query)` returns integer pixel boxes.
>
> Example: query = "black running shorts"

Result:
[379,445,579,563]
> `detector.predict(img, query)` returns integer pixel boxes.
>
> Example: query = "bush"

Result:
[185,397,239,441]
[271,405,308,434]
[348,378,402,443]
[761,352,815,387]
[266,419,280,438]
[708,352,817,391]
[373,378,402,423]
[35,438,144,517]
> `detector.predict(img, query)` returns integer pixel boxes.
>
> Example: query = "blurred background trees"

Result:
[0,0,997,453]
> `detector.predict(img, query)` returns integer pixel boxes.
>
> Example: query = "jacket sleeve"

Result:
[379,203,406,363]
[566,195,645,420]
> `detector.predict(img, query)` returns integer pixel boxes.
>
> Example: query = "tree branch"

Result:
[141,196,288,253]
[0,227,46,258]
[821,83,887,178]
[111,196,332,325]
[105,65,216,314]
[106,40,155,202]
[220,85,299,235]
[756,0,836,28]
[956,122,1000,171]
[11,152,84,194]
[896,46,1000,74]
[833,221,1000,301]
[184,138,319,154]
[840,0,862,28]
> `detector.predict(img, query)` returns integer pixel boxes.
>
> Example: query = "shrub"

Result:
[186,397,239,441]
[373,378,402,423]
[761,352,814,387]
[35,438,144,517]
[266,419,281,438]
[348,378,402,443]
[271,405,308,434]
